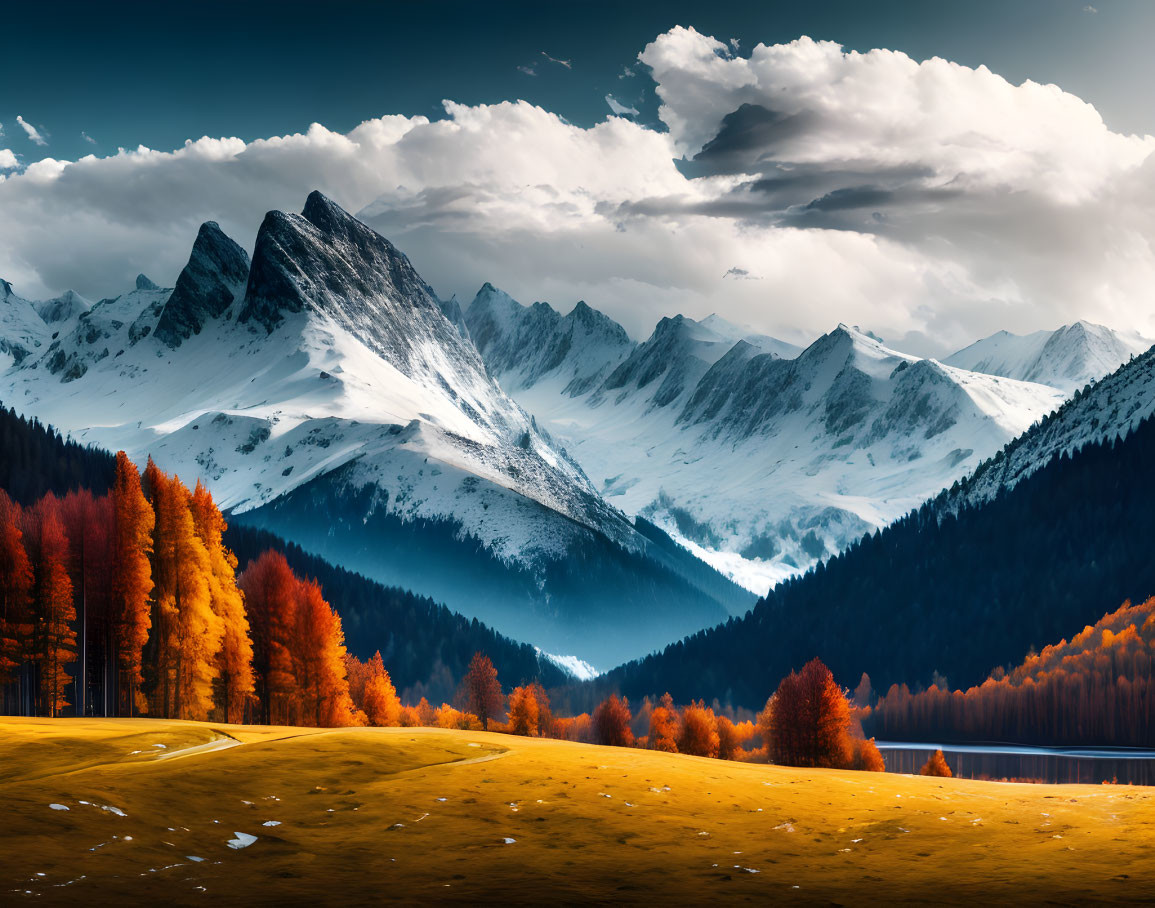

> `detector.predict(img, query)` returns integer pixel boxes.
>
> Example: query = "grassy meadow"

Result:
[2,718,1153,904]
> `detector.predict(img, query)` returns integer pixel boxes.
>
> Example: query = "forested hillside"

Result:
[224,524,567,700]
[0,404,115,502]
[591,414,1155,711]
[0,403,566,711]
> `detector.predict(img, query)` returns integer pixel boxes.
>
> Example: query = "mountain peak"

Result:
[135,273,159,291]
[153,220,250,348]
[301,190,356,236]
[36,290,92,325]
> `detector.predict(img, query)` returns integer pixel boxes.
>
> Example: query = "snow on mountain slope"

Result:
[944,321,1151,394]
[465,284,635,396]
[0,280,57,371]
[473,295,1066,595]
[0,192,746,668]
[35,289,91,325]
[698,312,802,360]
[948,341,1155,511]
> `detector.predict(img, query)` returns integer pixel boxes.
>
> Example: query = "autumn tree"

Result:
[762,658,852,769]
[239,549,299,724]
[190,481,254,723]
[507,684,544,736]
[0,491,33,711]
[20,495,76,716]
[110,452,154,716]
[61,489,114,717]
[144,461,221,720]
[292,577,357,727]
[648,692,679,752]
[592,694,634,748]
[851,738,886,772]
[459,652,503,731]
[678,700,721,758]
[920,749,953,778]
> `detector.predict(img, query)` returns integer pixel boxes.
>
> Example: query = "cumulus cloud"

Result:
[0,149,17,170]
[16,116,47,146]
[0,27,1153,355]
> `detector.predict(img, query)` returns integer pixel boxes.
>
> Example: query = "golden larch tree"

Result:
[189,481,254,723]
[111,452,154,716]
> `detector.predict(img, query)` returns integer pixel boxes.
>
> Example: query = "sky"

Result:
[3,0,1155,355]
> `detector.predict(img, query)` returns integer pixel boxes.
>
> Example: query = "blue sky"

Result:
[4,0,1153,165]
[3,1,1155,354]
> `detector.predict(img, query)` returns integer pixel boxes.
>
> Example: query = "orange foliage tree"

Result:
[347,651,402,727]
[920,749,953,777]
[110,452,154,716]
[592,693,634,748]
[648,692,679,752]
[144,461,221,720]
[189,481,254,723]
[761,657,852,769]
[0,491,33,703]
[459,652,503,731]
[239,549,299,724]
[678,699,721,758]
[20,495,76,717]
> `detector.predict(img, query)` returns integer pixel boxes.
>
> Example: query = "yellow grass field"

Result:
[2,718,1153,905]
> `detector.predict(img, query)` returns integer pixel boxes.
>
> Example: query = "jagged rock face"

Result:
[464,284,633,395]
[241,191,479,383]
[154,221,250,348]
[135,274,159,291]
[35,290,91,325]
[599,314,732,409]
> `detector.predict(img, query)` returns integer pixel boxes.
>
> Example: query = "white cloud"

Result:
[540,51,572,70]
[605,95,639,117]
[0,149,17,170]
[0,28,1153,356]
[16,116,47,146]
[82,132,97,145]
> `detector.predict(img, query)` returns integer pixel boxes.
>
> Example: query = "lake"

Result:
[875,741,1155,785]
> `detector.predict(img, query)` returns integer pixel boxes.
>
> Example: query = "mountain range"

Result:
[0,193,748,670]
[1,191,1149,673]
[462,287,1147,593]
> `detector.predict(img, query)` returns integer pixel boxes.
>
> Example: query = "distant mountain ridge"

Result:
[944,321,1151,394]
[465,286,1067,594]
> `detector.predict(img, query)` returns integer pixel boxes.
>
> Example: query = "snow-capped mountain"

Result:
[35,289,92,325]
[465,284,635,396]
[948,341,1155,511]
[944,321,1151,394]
[0,192,748,669]
[467,288,1067,594]
[0,280,54,369]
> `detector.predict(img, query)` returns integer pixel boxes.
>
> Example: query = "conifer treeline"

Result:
[0,453,359,725]
[865,599,1155,747]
